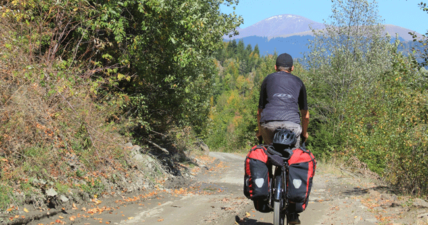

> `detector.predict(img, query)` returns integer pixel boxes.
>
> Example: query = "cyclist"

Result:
[256,53,309,224]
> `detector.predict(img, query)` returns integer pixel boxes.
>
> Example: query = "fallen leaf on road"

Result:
[158,218,164,222]
[245,212,251,217]
[24,208,29,213]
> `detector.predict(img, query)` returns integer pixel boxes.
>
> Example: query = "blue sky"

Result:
[221,0,427,34]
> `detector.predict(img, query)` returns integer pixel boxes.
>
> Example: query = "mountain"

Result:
[225,14,325,39]
[224,14,421,58]
[226,14,419,41]
[230,35,419,59]
[383,25,419,41]
[235,36,314,58]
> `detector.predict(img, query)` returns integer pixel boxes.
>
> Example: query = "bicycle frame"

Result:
[273,165,286,203]
[259,133,306,225]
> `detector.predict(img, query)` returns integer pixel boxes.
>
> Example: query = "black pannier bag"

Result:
[253,198,272,213]
[243,145,273,213]
[244,145,270,200]
[286,146,316,213]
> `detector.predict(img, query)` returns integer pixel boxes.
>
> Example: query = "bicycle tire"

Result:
[273,171,284,225]
[273,201,282,225]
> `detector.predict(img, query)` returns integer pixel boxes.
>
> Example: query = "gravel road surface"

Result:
[32,152,427,225]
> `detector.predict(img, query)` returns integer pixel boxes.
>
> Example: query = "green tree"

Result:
[305,0,390,102]
[254,44,260,56]
[205,44,277,150]
[2,0,243,134]
[410,2,428,67]
[304,0,394,153]
[237,39,245,58]
[246,44,253,56]
[303,0,428,194]
[227,39,238,57]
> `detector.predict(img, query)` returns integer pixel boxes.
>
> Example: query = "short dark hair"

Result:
[277,66,291,72]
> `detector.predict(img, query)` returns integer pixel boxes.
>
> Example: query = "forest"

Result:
[0,0,427,212]
[205,1,428,195]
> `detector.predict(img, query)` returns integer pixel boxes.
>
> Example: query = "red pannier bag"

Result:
[244,145,270,201]
[287,146,316,213]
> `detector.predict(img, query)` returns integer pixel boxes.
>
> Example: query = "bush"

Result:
[302,0,428,194]
[0,10,130,209]
[343,52,428,194]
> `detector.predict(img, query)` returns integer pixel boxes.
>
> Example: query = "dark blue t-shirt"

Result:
[258,71,308,124]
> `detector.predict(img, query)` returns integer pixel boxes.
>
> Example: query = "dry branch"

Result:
[146,140,169,155]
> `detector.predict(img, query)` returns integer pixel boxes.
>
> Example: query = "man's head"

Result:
[275,53,294,72]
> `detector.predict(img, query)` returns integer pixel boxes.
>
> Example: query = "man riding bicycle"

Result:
[256,53,310,224]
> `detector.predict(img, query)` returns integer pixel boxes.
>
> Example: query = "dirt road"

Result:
[32,152,427,225]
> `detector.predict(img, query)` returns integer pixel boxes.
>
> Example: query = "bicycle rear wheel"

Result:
[272,169,284,225]
[273,201,282,225]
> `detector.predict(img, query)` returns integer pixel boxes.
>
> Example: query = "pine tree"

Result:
[237,39,245,59]
[227,39,238,57]
[245,44,253,58]
[254,44,260,56]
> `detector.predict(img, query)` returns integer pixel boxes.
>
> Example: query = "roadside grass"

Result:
[315,158,344,176]
[0,185,13,210]
[0,19,134,211]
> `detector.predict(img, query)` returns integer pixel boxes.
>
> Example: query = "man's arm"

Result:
[300,109,309,140]
[256,108,263,138]
[257,78,266,139]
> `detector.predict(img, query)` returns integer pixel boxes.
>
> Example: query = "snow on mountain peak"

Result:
[266,14,297,21]
[224,14,325,39]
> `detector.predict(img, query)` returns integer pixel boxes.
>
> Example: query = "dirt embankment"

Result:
[1,140,209,225]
